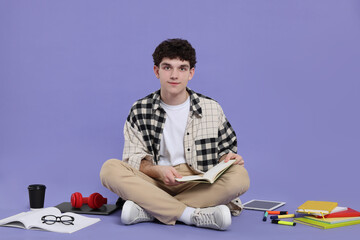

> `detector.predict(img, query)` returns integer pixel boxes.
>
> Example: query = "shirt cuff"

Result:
[125,154,153,170]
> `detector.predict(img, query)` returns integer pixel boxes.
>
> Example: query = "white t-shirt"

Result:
[158,97,190,166]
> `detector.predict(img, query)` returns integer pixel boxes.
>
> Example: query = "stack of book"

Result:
[294,200,360,229]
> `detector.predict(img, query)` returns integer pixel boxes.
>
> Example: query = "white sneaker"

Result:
[191,205,231,230]
[121,200,154,225]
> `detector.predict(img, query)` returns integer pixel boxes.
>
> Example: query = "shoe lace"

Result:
[136,207,152,221]
[193,210,217,227]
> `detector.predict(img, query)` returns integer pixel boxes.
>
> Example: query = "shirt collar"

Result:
[152,88,202,117]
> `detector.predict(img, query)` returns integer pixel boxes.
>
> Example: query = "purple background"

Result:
[1,0,359,239]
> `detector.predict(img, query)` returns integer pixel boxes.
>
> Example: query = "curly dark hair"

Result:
[152,38,197,69]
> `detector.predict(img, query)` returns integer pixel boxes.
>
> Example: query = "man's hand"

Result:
[156,166,183,186]
[140,159,183,186]
[221,152,245,166]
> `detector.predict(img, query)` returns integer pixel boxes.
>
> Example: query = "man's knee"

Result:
[229,165,250,194]
[99,158,124,185]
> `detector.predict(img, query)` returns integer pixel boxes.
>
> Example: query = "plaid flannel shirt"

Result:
[122,88,237,173]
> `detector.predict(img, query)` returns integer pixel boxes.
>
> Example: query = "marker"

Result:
[266,211,288,215]
[271,220,296,226]
[270,213,308,219]
[263,211,268,221]
[270,214,295,219]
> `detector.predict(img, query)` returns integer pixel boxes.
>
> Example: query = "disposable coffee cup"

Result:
[28,184,46,209]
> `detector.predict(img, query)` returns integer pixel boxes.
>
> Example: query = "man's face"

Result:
[154,57,195,97]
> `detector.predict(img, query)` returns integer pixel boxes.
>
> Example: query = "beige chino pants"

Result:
[100,159,250,225]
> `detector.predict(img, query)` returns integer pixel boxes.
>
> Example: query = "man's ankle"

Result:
[178,207,195,225]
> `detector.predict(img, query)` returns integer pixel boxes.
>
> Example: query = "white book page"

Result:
[0,208,60,229]
[202,160,235,181]
[330,206,348,213]
[176,174,207,182]
[176,160,235,183]
[0,212,28,229]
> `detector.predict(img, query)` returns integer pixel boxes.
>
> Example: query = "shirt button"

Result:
[187,132,189,135]
[187,148,190,151]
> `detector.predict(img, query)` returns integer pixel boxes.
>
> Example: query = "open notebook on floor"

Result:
[0,207,100,233]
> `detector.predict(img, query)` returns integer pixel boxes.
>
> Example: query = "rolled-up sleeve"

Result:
[122,120,153,170]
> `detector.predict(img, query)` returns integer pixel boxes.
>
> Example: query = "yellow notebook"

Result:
[296,201,338,216]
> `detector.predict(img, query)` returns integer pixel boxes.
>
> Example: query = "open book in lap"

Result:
[175,159,236,184]
[0,207,100,233]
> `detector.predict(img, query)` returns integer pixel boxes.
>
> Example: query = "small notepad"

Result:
[296,201,338,216]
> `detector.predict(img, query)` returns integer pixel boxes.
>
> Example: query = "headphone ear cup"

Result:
[88,193,106,209]
[71,192,83,208]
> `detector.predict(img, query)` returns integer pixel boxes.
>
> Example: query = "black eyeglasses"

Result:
[41,215,75,225]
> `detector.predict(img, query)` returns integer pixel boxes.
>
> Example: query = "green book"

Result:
[303,215,360,224]
[294,217,360,229]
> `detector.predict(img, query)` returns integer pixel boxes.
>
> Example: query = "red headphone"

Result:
[71,192,107,209]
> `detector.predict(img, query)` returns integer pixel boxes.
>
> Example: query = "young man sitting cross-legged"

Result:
[100,38,250,230]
